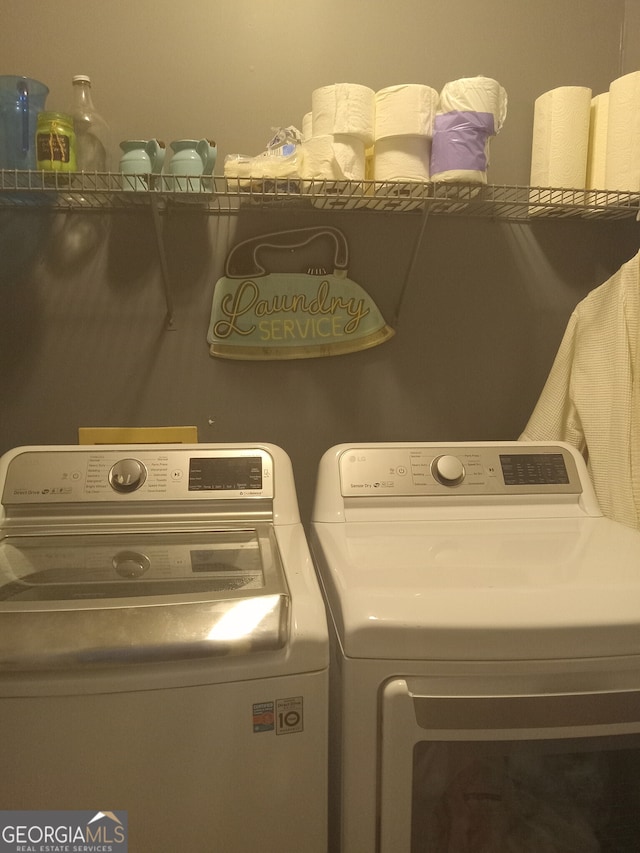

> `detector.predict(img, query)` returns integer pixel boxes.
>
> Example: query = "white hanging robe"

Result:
[520,249,640,529]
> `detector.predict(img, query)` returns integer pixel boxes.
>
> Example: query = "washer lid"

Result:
[311,515,640,661]
[0,525,290,671]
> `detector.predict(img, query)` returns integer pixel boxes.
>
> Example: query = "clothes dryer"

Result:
[311,441,640,853]
[0,443,328,853]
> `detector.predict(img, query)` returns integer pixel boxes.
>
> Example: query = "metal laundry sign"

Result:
[207,226,394,359]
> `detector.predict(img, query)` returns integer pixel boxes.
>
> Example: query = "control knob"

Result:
[432,454,465,486]
[109,458,147,493]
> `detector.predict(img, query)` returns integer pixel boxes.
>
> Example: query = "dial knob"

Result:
[432,454,465,486]
[108,458,147,493]
[112,551,150,578]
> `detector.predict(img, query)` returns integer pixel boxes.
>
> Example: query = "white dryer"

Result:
[311,441,640,853]
[0,443,328,853]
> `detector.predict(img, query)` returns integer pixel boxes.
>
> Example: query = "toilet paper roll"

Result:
[586,93,609,190]
[374,84,439,141]
[301,136,339,182]
[605,71,640,192]
[431,76,507,183]
[301,134,366,182]
[373,136,431,182]
[438,76,508,131]
[312,84,375,146]
[302,112,313,142]
[430,112,497,183]
[529,86,592,188]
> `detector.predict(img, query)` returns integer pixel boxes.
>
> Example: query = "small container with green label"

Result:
[36,111,77,171]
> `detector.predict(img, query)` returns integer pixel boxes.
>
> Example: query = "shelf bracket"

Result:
[150,194,176,329]
[392,203,431,328]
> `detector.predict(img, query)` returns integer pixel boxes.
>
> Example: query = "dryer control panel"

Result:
[338,444,583,497]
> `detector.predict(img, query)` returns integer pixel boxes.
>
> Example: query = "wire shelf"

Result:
[0,170,638,221]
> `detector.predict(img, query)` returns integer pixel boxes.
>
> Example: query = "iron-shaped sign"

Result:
[207,226,394,359]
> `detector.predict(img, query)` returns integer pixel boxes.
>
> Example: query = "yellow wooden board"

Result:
[78,426,198,444]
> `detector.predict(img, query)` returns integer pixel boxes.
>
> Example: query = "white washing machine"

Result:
[311,441,640,853]
[0,443,328,852]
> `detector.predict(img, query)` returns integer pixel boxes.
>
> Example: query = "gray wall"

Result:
[625,0,640,72]
[1,1,639,521]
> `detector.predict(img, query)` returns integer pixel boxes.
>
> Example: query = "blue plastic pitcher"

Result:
[0,76,49,169]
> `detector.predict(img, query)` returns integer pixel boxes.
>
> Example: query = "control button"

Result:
[113,551,150,578]
[432,454,465,486]
[170,469,183,481]
[108,458,147,493]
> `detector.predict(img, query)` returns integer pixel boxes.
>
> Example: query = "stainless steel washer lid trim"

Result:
[0,594,290,671]
[0,524,290,672]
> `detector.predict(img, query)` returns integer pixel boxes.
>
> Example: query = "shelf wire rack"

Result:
[0,171,638,220]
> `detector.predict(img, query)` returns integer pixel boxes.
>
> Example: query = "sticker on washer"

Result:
[276,696,304,735]
[252,697,304,734]
[252,701,275,733]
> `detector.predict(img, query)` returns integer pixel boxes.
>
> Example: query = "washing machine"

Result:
[310,441,640,853]
[0,443,328,853]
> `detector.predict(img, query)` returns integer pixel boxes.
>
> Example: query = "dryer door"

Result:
[379,675,640,853]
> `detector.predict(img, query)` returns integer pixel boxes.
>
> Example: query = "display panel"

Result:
[188,456,263,491]
[500,453,569,486]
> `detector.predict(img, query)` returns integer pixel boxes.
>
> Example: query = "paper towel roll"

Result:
[529,86,592,188]
[374,136,431,182]
[312,84,375,146]
[586,93,609,190]
[431,76,507,183]
[605,71,640,192]
[302,112,313,142]
[374,84,439,140]
[301,134,366,182]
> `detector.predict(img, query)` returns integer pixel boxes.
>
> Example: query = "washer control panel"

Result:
[2,447,275,505]
[339,444,582,497]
